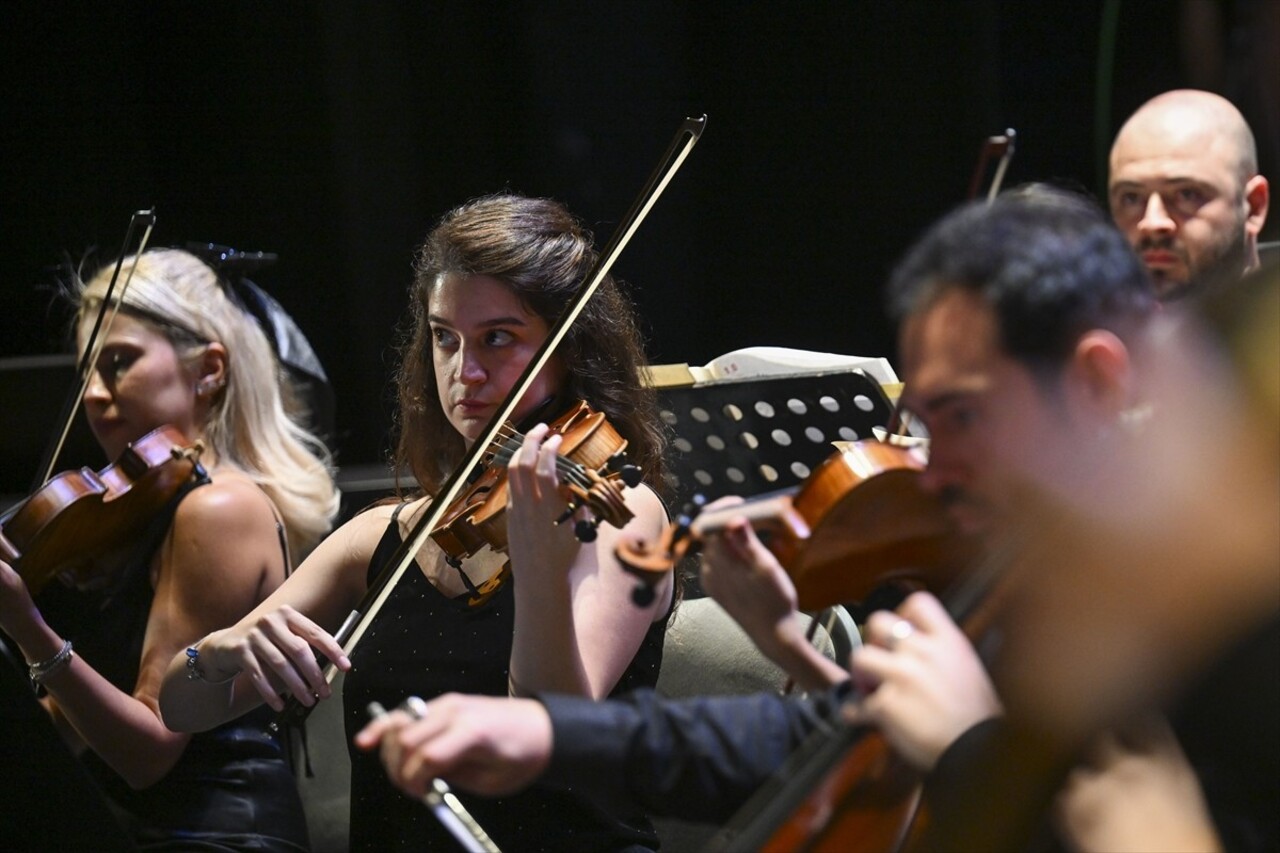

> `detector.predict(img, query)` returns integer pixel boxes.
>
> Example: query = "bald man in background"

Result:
[1109,89,1269,300]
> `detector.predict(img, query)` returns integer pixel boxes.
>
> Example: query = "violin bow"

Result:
[31,209,157,491]
[272,114,707,731]
[966,128,1017,204]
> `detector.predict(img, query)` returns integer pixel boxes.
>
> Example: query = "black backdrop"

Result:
[3,1,1275,472]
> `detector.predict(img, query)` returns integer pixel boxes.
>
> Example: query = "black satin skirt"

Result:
[105,753,309,852]
[90,718,312,852]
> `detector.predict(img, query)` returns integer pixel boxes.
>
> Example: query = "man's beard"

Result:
[1188,225,1249,298]
[1140,219,1248,301]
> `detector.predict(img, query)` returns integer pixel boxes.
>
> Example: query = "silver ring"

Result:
[887,619,915,649]
[400,695,430,721]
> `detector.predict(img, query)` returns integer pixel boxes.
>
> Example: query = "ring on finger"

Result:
[399,695,430,720]
[886,618,915,650]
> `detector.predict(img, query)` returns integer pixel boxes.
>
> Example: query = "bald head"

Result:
[1108,90,1270,300]
[1114,90,1257,183]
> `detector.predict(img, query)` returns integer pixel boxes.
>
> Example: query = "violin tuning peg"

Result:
[630,583,656,608]
[574,518,599,543]
[605,453,643,488]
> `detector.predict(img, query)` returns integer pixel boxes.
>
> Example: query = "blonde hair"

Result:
[78,248,339,561]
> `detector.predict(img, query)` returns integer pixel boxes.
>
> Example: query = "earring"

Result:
[1118,402,1153,436]
[197,379,224,397]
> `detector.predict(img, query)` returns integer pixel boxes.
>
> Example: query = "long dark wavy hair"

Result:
[392,193,665,498]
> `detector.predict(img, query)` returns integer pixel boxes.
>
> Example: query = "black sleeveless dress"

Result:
[35,482,310,852]
[343,506,670,851]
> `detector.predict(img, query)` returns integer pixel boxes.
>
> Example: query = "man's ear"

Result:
[1066,330,1133,421]
[1244,174,1269,238]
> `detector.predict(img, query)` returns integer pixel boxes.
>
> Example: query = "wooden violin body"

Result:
[740,724,925,853]
[746,565,1009,853]
[762,441,972,610]
[618,439,976,610]
[1,424,207,594]
[430,401,640,563]
[712,502,1011,853]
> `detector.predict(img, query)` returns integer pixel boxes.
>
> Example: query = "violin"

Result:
[430,400,643,563]
[617,439,977,611]
[0,425,208,594]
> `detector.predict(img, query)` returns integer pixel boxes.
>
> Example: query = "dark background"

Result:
[3,0,1276,479]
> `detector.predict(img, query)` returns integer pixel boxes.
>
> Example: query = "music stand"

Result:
[653,366,903,603]
[656,368,898,509]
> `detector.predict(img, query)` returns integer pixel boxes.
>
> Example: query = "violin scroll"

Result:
[621,494,707,606]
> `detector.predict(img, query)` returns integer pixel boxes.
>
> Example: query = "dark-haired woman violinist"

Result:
[160,195,675,852]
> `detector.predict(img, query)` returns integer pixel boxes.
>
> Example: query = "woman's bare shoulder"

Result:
[313,496,429,564]
[170,471,276,541]
[626,482,669,527]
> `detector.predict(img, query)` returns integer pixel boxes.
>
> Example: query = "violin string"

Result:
[490,445,593,488]
[484,416,635,509]
[486,424,597,489]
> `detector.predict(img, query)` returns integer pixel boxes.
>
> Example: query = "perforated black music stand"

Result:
[656,368,897,510]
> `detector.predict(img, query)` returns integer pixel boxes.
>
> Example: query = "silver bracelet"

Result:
[28,638,74,685]
[185,644,240,685]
